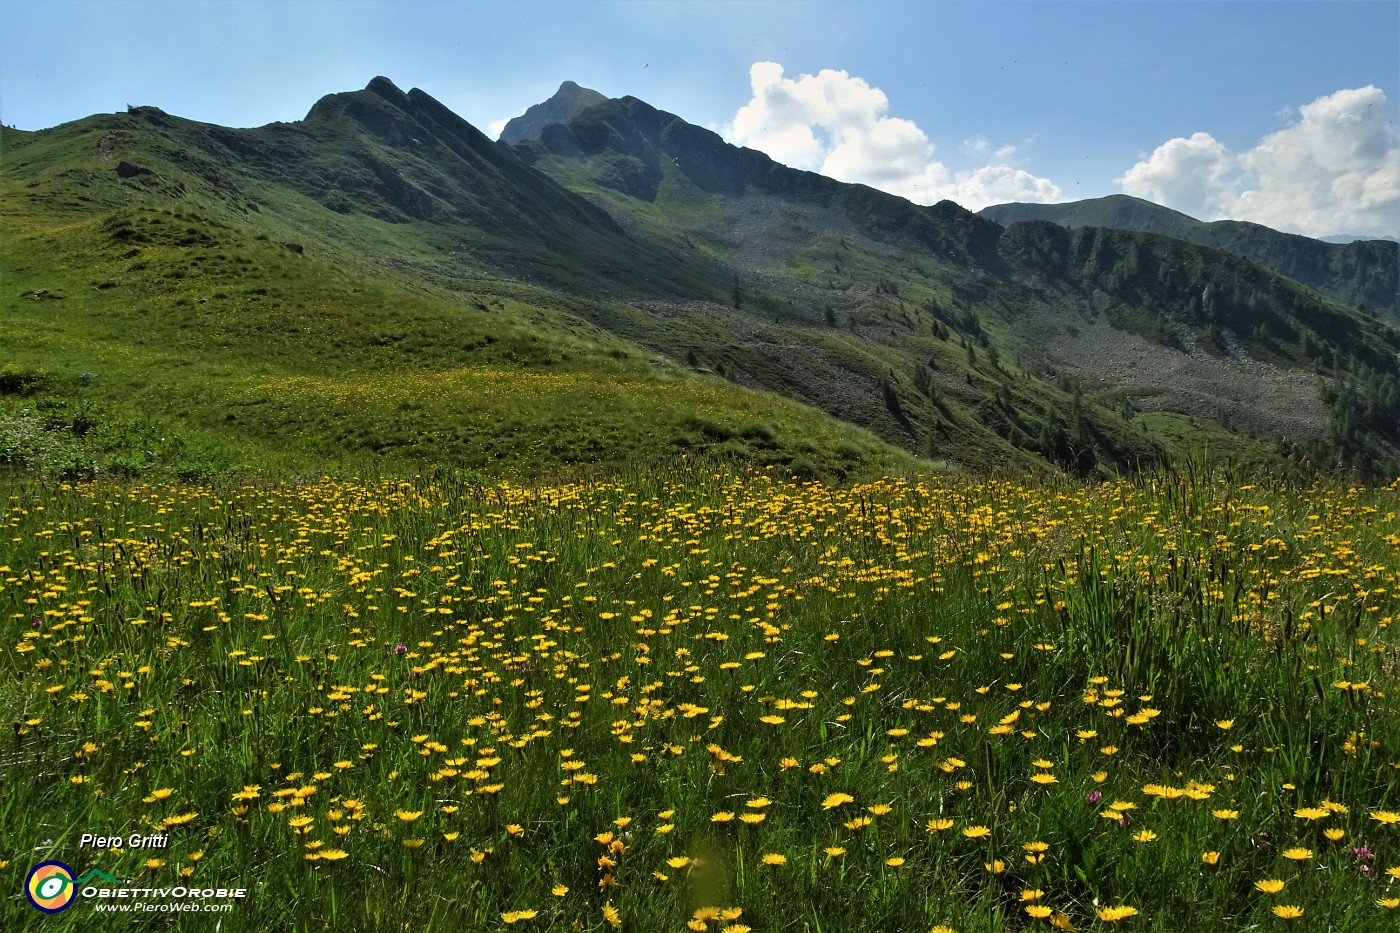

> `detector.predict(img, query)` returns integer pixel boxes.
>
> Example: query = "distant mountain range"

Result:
[1320,234,1400,245]
[979,195,1398,323]
[3,77,1398,481]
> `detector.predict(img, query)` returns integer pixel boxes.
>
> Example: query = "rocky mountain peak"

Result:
[498,80,608,145]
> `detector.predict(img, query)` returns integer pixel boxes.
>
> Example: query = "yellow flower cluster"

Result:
[2,468,1396,928]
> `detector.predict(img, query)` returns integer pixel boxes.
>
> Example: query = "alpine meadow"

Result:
[2,62,1399,933]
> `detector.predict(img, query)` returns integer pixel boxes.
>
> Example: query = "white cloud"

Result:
[1118,86,1400,237]
[488,117,508,140]
[1116,132,1236,220]
[723,62,1062,211]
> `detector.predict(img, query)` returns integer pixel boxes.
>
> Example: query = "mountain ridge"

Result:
[517,93,1007,270]
[3,78,1399,481]
[513,92,1400,473]
[980,194,1399,323]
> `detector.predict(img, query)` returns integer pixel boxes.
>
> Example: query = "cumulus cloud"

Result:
[488,118,509,140]
[1118,86,1400,237]
[1116,132,1237,220]
[723,62,1062,210]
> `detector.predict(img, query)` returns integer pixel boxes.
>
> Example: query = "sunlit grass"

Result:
[1,462,1396,930]
[0,205,919,485]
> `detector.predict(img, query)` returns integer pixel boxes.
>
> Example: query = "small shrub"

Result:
[0,363,50,396]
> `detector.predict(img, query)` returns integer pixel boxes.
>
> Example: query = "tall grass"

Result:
[1,461,1397,930]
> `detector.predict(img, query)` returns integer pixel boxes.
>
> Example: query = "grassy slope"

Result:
[531,150,1189,475]
[0,99,1155,482]
[0,119,919,483]
[532,151,1313,476]
[522,100,1400,477]
[5,84,1398,483]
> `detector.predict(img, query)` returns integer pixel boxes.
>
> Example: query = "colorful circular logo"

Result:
[25,861,77,913]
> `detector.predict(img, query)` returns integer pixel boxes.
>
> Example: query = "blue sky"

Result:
[4,0,1397,235]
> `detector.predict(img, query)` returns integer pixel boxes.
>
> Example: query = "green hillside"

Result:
[517,94,1400,477]
[0,86,920,484]
[4,78,1399,484]
[979,195,1400,323]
